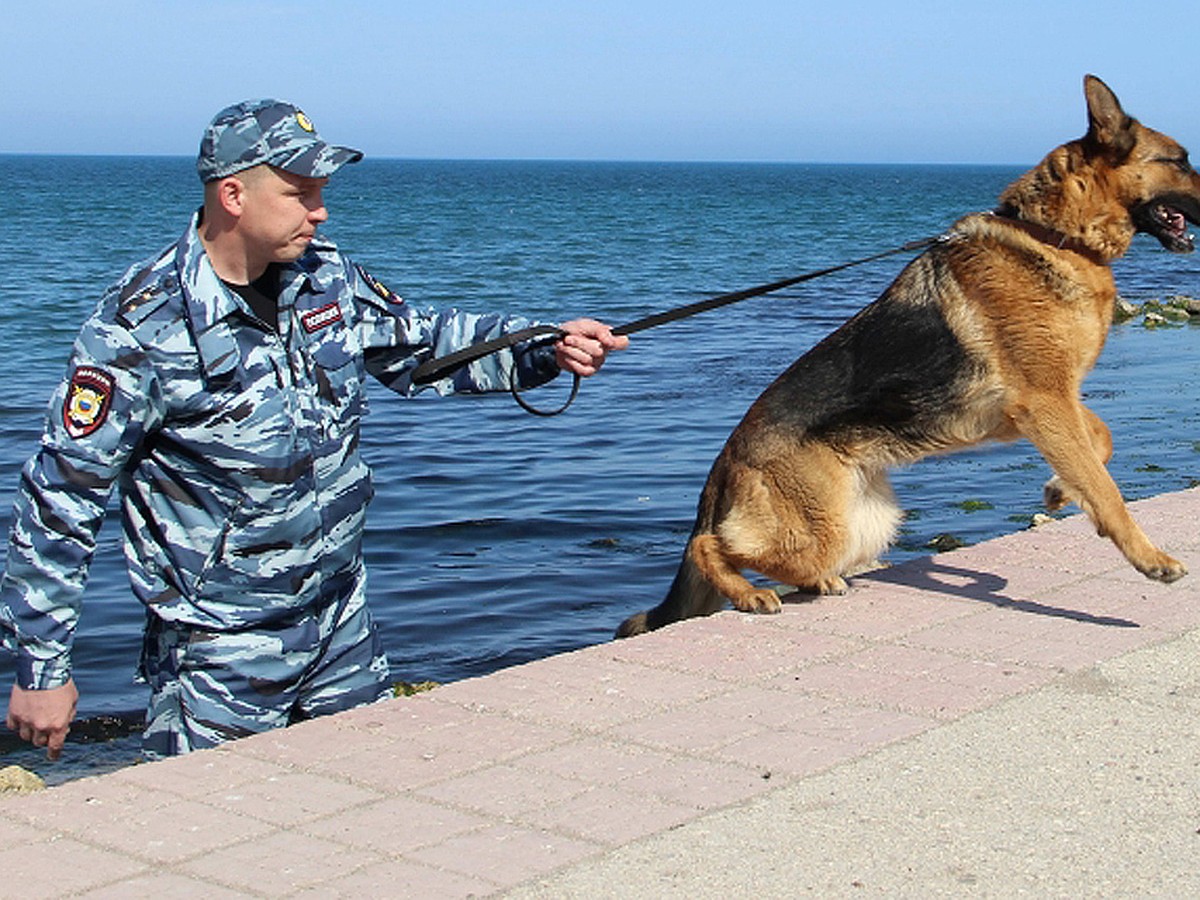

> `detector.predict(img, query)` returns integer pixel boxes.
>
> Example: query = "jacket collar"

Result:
[174,211,241,380]
[173,211,337,378]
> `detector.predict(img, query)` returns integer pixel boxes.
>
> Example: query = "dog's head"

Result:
[1084,74,1200,253]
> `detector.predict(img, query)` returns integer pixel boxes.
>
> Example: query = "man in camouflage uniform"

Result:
[0,100,626,759]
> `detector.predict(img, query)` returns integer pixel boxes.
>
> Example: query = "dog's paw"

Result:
[817,575,849,596]
[731,588,783,615]
[1140,554,1188,584]
[785,576,849,598]
[1043,476,1070,512]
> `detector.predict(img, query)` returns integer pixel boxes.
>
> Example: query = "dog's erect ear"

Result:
[1083,74,1136,161]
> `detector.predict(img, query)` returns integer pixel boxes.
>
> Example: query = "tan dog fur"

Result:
[618,76,1197,637]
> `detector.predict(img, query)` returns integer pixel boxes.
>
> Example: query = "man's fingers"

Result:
[46,730,66,761]
[559,319,629,351]
[556,342,604,375]
[28,723,70,760]
[558,338,596,359]
[554,320,627,377]
[6,681,78,761]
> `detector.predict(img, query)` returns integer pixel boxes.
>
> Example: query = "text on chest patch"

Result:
[301,302,344,333]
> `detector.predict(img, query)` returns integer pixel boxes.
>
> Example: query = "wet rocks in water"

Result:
[1170,295,1200,315]
[1114,293,1199,326]
[393,681,439,697]
[1113,295,1141,322]
[927,533,967,552]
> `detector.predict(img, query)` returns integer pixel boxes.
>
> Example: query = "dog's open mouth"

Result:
[1133,194,1200,253]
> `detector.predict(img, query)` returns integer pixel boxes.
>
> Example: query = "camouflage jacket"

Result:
[0,214,559,690]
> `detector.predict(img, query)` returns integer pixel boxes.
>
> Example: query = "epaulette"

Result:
[117,271,177,329]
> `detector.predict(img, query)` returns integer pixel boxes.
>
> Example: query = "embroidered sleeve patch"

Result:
[63,366,115,439]
[356,264,403,304]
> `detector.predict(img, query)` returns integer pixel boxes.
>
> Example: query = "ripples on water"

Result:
[1,156,1197,782]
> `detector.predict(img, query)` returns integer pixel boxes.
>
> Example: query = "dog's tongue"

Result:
[1157,203,1195,250]
[1165,206,1187,233]
[1170,208,1196,250]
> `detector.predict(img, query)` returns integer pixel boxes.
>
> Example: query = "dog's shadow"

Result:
[816,558,1139,628]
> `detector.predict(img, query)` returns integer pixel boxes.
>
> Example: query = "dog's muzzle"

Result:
[1133,192,1200,252]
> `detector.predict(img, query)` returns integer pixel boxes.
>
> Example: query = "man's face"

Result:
[236,166,330,266]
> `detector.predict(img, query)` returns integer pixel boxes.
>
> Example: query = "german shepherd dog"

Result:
[617,75,1198,638]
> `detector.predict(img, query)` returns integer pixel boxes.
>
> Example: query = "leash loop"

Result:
[508,337,581,416]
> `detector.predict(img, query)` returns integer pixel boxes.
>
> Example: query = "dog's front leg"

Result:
[1043,404,1115,515]
[1013,394,1186,583]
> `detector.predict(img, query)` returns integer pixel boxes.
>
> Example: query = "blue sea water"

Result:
[1,155,1198,782]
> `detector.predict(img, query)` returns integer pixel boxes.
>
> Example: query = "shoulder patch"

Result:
[63,366,115,439]
[356,265,403,304]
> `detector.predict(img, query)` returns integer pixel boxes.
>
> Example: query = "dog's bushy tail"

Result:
[614,536,726,638]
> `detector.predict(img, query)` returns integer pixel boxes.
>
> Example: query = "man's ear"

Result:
[214,175,248,217]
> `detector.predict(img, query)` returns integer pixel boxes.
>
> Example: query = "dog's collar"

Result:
[990,207,1109,266]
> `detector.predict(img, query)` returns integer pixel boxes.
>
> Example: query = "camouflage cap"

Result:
[197,99,362,183]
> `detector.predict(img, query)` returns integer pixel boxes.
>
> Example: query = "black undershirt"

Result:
[224,265,280,332]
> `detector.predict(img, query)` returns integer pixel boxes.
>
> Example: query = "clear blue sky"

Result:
[2,1,1195,165]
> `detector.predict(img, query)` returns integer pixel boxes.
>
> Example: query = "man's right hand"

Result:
[6,680,78,760]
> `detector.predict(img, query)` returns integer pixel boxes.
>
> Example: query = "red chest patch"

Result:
[301,302,343,333]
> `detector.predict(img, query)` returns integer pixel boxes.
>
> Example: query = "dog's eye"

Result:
[1159,154,1193,173]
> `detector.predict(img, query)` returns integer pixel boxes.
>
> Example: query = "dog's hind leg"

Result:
[617,468,810,626]
[695,452,881,609]
[690,532,785,612]
[690,461,810,613]
[746,464,900,598]
[615,540,726,637]
[614,451,897,636]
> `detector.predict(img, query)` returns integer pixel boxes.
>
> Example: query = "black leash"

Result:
[410,234,941,414]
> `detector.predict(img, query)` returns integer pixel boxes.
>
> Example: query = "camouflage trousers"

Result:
[138,568,391,758]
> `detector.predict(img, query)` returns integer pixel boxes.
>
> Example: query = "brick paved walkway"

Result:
[1,489,1197,898]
